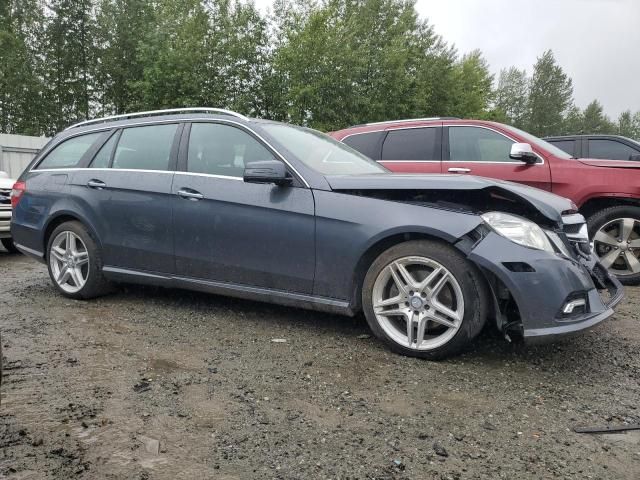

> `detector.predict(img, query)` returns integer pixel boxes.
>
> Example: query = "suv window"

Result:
[588,139,640,160]
[37,133,102,169]
[381,128,437,161]
[343,132,384,160]
[548,139,575,156]
[112,124,178,171]
[448,126,515,162]
[188,123,275,177]
[90,132,119,168]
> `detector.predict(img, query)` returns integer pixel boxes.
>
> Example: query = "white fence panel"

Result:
[0,134,50,179]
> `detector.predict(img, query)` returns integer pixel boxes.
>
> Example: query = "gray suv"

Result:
[10,109,623,359]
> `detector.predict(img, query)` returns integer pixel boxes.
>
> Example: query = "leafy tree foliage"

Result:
[0,0,637,139]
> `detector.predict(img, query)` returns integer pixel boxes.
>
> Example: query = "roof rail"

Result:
[352,117,459,128]
[65,108,250,130]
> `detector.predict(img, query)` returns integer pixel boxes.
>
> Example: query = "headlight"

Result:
[481,212,554,252]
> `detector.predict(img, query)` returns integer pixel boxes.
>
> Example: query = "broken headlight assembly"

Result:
[481,212,555,253]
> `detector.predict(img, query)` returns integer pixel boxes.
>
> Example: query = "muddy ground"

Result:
[1,248,639,480]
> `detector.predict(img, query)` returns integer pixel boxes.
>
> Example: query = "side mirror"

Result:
[629,154,640,162]
[243,160,291,186]
[509,143,538,165]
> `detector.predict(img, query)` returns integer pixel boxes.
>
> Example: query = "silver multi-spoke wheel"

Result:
[593,217,640,276]
[49,231,90,294]
[372,256,464,351]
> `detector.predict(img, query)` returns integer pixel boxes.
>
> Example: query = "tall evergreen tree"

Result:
[561,104,584,135]
[448,49,494,118]
[494,66,529,128]
[43,0,98,132]
[527,50,573,136]
[581,99,616,134]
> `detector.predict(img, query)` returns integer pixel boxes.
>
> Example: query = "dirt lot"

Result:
[1,248,640,480]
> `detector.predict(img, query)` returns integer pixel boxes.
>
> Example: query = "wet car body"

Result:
[10,110,623,355]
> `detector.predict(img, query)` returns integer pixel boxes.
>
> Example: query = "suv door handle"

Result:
[87,179,106,189]
[447,167,471,173]
[177,188,204,200]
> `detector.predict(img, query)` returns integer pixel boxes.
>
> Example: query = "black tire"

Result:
[46,221,112,299]
[1,238,20,254]
[362,240,488,360]
[587,205,640,286]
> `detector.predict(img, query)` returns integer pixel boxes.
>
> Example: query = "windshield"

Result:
[260,123,388,175]
[507,125,574,159]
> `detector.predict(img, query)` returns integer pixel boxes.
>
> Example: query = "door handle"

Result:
[87,179,106,189]
[448,167,471,173]
[177,188,204,200]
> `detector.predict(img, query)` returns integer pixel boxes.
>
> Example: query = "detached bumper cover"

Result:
[468,232,624,343]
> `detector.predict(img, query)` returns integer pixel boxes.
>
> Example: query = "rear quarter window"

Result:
[36,133,103,169]
[342,132,384,160]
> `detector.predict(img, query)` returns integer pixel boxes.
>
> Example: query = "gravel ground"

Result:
[1,248,640,479]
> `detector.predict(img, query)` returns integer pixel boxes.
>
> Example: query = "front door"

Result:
[172,121,316,294]
[444,125,552,190]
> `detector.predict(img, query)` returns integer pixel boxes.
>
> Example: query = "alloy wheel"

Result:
[49,231,90,293]
[593,217,640,276]
[372,256,464,351]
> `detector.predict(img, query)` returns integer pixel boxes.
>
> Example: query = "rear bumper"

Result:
[468,232,624,343]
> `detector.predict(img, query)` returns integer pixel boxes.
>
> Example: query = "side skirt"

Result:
[102,266,355,316]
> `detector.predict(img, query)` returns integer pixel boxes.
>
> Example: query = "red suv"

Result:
[331,118,640,284]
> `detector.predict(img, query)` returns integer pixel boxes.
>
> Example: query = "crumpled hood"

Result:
[577,158,640,169]
[325,173,574,223]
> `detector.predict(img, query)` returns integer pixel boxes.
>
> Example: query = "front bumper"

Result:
[467,231,624,343]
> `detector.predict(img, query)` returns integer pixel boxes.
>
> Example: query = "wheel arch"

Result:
[579,196,640,220]
[42,211,102,256]
[349,230,455,313]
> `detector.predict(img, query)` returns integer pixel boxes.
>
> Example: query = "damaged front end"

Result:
[458,212,623,343]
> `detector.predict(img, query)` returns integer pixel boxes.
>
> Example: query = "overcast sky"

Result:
[255,0,640,119]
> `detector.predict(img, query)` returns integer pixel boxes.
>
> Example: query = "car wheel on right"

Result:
[362,240,488,359]
[588,206,640,285]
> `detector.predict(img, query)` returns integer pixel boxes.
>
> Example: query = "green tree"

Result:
[448,49,494,119]
[561,104,584,135]
[617,110,640,140]
[494,66,528,128]
[582,99,616,134]
[43,0,98,133]
[527,50,573,136]
[95,0,152,114]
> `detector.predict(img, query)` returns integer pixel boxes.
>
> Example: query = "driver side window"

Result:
[187,123,275,177]
[448,126,515,162]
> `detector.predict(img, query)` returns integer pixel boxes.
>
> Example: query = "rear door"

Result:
[172,121,316,293]
[71,123,182,273]
[342,126,442,173]
[444,125,552,191]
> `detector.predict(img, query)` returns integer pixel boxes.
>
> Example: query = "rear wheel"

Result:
[1,238,20,254]
[362,240,488,359]
[46,221,112,299]
[588,206,640,285]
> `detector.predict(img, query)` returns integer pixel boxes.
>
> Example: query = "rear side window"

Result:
[548,140,575,156]
[343,132,384,160]
[381,128,438,161]
[112,124,178,170]
[90,132,119,168]
[588,139,640,160]
[448,126,514,162]
[187,123,275,177]
[37,133,102,169]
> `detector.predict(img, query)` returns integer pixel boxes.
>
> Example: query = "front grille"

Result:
[0,188,11,209]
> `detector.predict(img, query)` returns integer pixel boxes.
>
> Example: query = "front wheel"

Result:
[362,240,488,360]
[46,221,112,299]
[588,206,640,285]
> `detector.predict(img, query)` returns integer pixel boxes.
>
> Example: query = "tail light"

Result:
[10,181,26,208]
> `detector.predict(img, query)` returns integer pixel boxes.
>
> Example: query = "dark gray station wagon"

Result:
[10,108,623,359]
